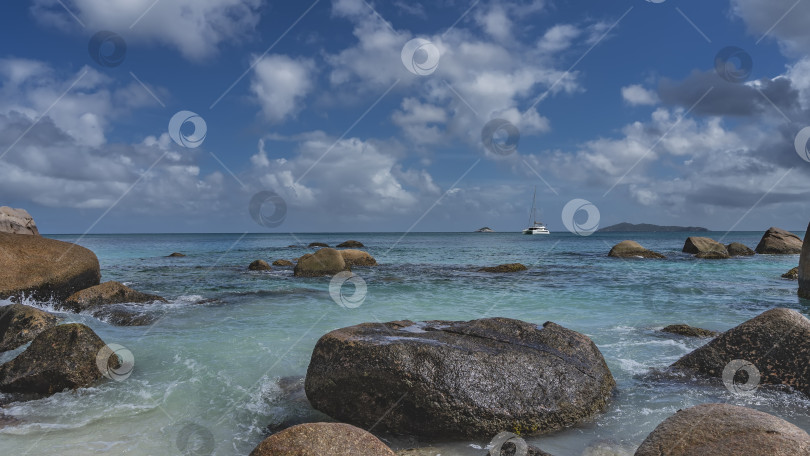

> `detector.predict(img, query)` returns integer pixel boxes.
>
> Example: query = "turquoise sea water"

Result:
[1,231,808,455]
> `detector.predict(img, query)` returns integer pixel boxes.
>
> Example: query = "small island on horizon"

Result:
[598,222,709,233]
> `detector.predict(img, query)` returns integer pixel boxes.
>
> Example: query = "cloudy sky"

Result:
[1,0,809,234]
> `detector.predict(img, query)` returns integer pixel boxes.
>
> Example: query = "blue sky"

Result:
[1,0,809,234]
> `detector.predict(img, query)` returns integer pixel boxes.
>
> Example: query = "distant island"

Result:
[475,227,495,233]
[598,223,709,233]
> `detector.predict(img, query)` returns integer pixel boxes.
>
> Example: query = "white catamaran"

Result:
[522,187,550,235]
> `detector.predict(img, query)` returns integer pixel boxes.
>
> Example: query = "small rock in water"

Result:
[783,267,799,280]
[661,324,718,338]
[272,259,294,267]
[337,240,364,248]
[168,252,186,257]
[478,263,528,273]
[608,241,665,259]
[726,242,754,256]
[61,281,167,312]
[249,422,395,456]
[0,304,58,352]
[248,260,271,271]
[755,227,803,254]
[682,237,728,256]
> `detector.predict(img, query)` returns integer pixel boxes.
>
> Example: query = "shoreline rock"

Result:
[167,252,186,257]
[783,267,799,280]
[755,227,803,254]
[0,304,58,352]
[478,263,528,273]
[726,242,754,256]
[294,248,348,277]
[0,207,39,236]
[682,237,728,256]
[250,422,395,456]
[305,317,615,438]
[608,240,665,259]
[248,260,271,271]
[61,281,167,313]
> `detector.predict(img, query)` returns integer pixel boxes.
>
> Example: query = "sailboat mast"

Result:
[528,186,537,226]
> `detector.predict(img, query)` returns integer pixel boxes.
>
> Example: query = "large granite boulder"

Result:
[249,422,395,456]
[0,207,39,235]
[0,323,115,395]
[727,242,754,256]
[294,248,347,277]
[634,403,810,456]
[61,281,167,313]
[671,308,810,396]
[0,304,58,352]
[800,222,810,299]
[682,237,728,256]
[0,233,101,302]
[339,249,377,267]
[755,227,803,254]
[305,318,615,438]
[608,241,665,259]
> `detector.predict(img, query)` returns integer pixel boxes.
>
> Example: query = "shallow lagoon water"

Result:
[1,231,808,455]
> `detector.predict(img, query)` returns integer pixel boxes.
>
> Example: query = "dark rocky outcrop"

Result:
[248,260,271,271]
[671,308,810,396]
[783,267,799,280]
[755,227,803,254]
[478,263,528,273]
[0,304,58,352]
[727,242,754,256]
[682,237,728,256]
[634,403,810,456]
[0,323,115,395]
[0,233,101,302]
[339,249,377,267]
[661,324,718,338]
[294,248,348,277]
[305,318,615,438]
[0,207,39,235]
[167,252,186,257]
[308,242,329,248]
[336,240,364,248]
[62,281,167,313]
[272,259,294,267]
[249,422,395,456]
[800,222,810,299]
[608,241,665,259]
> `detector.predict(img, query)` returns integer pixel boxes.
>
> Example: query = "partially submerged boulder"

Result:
[273,259,294,267]
[61,281,167,313]
[0,233,101,302]
[727,242,754,256]
[671,308,810,396]
[478,263,528,273]
[339,249,377,267]
[0,323,115,395]
[249,422,395,456]
[800,222,810,299]
[167,252,186,257]
[248,260,271,271]
[0,207,39,235]
[682,237,728,256]
[661,324,718,338]
[634,403,810,456]
[294,248,347,277]
[0,304,58,352]
[608,241,665,259]
[696,251,730,259]
[337,240,364,248]
[783,267,799,280]
[305,318,615,438]
[755,227,803,254]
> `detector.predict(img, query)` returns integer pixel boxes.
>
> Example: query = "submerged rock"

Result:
[167,252,186,257]
[294,248,347,277]
[726,242,754,256]
[682,237,728,256]
[337,240,364,248]
[0,233,101,302]
[248,260,271,271]
[695,251,730,259]
[272,259,294,267]
[800,222,810,299]
[0,207,39,235]
[783,267,799,280]
[0,323,115,395]
[308,242,329,248]
[755,227,803,254]
[634,403,810,456]
[92,305,159,327]
[305,317,615,438]
[0,304,58,352]
[62,281,167,313]
[671,308,810,396]
[339,249,377,267]
[249,422,395,456]
[478,263,528,273]
[661,324,718,338]
[608,241,665,259]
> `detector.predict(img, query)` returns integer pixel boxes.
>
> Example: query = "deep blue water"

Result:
[0,231,808,455]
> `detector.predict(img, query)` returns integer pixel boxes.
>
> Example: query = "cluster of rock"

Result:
[246,241,377,276]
